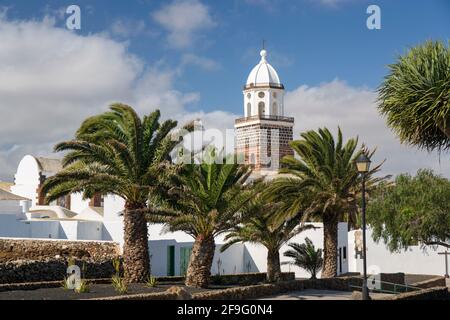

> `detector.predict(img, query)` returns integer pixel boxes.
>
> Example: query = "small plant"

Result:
[283,237,323,279]
[111,274,128,294]
[67,257,75,267]
[145,275,158,288]
[61,277,70,290]
[112,257,121,275]
[111,258,128,294]
[81,262,87,275]
[75,279,90,293]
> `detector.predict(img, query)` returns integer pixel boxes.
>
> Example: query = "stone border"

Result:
[375,286,449,300]
[0,238,120,263]
[410,276,446,289]
[4,276,447,300]
[0,258,118,284]
[193,281,304,300]
[85,278,359,301]
[102,280,448,301]
[0,272,295,292]
[87,291,180,301]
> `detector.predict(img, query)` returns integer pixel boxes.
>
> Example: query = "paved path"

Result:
[258,289,391,300]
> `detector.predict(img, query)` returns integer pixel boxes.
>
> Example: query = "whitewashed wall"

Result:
[102,220,124,245]
[77,221,103,240]
[11,155,41,206]
[148,239,246,277]
[69,193,90,214]
[242,222,349,278]
[212,243,245,275]
[103,195,125,220]
[348,229,447,277]
[0,215,30,237]
[29,220,60,239]
[0,200,26,218]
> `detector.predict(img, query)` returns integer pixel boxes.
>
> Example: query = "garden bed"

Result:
[0,282,229,300]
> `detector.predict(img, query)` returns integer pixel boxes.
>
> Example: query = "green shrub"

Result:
[111,274,128,294]
[61,277,70,290]
[75,279,90,293]
[112,257,121,275]
[146,275,158,288]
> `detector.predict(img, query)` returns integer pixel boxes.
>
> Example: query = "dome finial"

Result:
[260,40,267,62]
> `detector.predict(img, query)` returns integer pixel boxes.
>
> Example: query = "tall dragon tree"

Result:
[378,40,450,152]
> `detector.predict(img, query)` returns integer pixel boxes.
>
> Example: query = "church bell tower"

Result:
[235,49,294,173]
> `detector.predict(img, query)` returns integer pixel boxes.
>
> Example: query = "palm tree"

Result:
[147,149,254,288]
[42,104,192,283]
[220,190,315,282]
[378,40,450,152]
[266,127,385,278]
[283,238,323,279]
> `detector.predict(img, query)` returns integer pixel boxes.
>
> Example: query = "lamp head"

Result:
[356,153,371,173]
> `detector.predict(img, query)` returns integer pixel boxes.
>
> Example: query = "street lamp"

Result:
[356,153,371,300]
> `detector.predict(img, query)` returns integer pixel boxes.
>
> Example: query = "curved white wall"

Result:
[11,155,41,206]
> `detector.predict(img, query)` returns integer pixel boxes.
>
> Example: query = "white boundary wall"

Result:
[348,228,447,277]
[243,222,349,278]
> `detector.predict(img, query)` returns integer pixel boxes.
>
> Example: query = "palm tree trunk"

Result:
[123,202,150,283]
[266,248,281,282]
[321,217,338,278]
[185,234,215,288]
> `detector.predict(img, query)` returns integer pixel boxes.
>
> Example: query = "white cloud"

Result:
[0,15,223,180]
[152,0,216,49]
[110,19,158,38]
[132,66,201,117]
[1,14,447,183]
[180,53,220,71]
[0,16,140,145]
[110,19,146,38]
[285,79,450,177]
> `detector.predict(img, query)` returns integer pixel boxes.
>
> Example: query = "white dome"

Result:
[246,50,281,86]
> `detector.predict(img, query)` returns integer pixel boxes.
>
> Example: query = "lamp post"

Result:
[356,153,371,300]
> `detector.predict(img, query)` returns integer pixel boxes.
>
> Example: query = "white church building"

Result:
[0,49,446,279]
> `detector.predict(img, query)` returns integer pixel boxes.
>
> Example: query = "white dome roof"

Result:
[246,50,281,86]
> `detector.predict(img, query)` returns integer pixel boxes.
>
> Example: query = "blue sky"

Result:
[3,0,449,114]
[0,0,449,180]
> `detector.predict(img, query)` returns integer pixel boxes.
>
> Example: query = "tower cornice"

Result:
[243,83,284,90]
